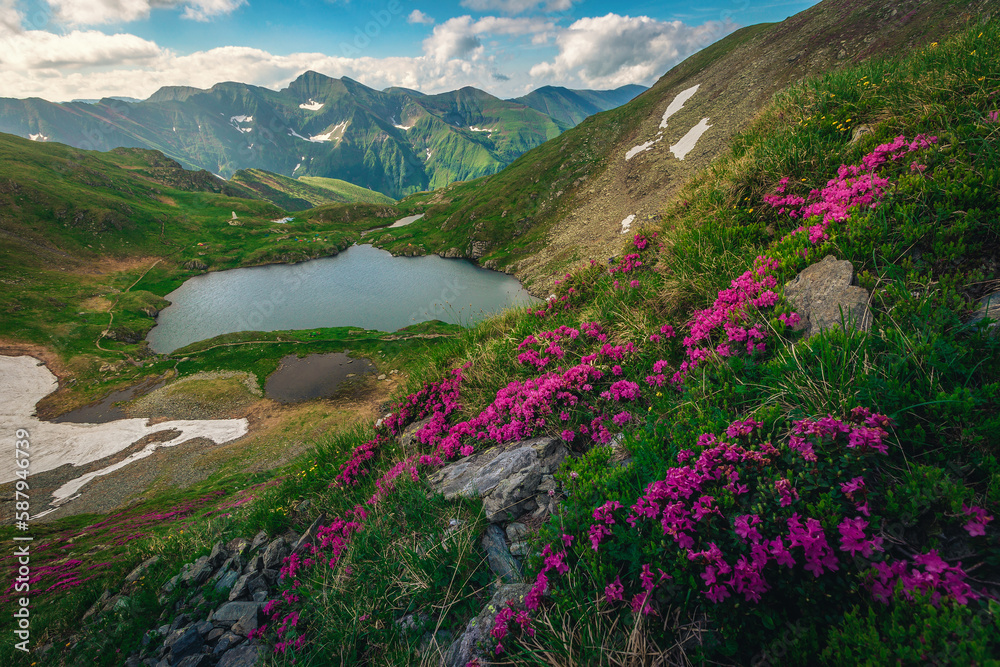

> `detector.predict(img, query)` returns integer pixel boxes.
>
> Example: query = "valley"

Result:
[0,0,998,665]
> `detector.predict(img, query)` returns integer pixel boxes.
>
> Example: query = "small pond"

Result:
[265,353,374,403]
[147,244,537,353]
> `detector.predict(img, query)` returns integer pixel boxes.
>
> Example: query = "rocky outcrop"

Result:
[427,436,569,523]
[83,527,305,667]
[784,255,872,338]
[440,583,533,667]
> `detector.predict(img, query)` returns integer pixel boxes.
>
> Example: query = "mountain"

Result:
[512,84,647,126]
[0,74,642,199]
[229,168,395,210]
[367,0,995,292]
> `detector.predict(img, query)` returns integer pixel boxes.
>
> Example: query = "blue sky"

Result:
[0,0,819,101]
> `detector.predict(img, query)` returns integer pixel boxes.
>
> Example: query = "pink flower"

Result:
[605,575,624,601]
[962,504,994,537]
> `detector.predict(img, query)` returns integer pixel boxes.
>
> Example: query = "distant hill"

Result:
[512,85,647,126]
[230,169,395,210]
[367,0,995,291]
[0,74,644,199]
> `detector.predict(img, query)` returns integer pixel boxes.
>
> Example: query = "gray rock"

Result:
[248,574,269,596]
[441,583,532,667]
[227,537,250,555]
[428,436,566,501]
[509,541,530,557]
[162,575,179,594]
[784,255,872,339]
[193,621,213,637]
[175,655,210,667]
[252,591,268,603]
[505,522,528,541]
[166,626,202,664]
[217,644,260,667]
[208,542,228,568]
[244,554,264,574]
[125,556,160,583]
[293,513,326,554]
[205,628,225,643]
[481,524,522,584]
[249,531,269,552]
[482,468,542,522]
[211,601,262,624]
[261,538,288,570]
[212,632,244,655]
[228,573,254,601]
[181,557,213,586]
[214,570,240,595]
[231,605,261,637]
[970,293,999,330]
[537,475,558,493]
[169,614,191,633]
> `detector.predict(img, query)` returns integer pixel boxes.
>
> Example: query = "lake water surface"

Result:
[147,244,537,353]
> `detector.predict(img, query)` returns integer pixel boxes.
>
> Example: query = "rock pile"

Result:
[88,528,310,667]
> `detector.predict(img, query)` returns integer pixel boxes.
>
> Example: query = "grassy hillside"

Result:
[366,0,994,292]
[0,133,399,407]
[6,14,999,667]
[230,169,395,210]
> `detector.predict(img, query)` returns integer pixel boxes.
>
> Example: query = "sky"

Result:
[0,0,819,102]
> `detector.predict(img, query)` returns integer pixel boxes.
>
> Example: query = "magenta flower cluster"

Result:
[764,134,938,244]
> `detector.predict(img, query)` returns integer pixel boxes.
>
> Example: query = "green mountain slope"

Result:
[230,168,394,210]
[367,0,994,293]
[0,74,640,199]
[512,84,647,126]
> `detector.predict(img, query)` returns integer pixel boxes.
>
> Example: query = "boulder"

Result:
[399,418,431,450]
[211,632,243,655]
[482,469,542,522]
[292,513,326,554]
[214,570,240,595]
[440,583,532,667]
[784,255,872,338]
[261,538,288,570]
[428,436,566,501]
[125,556,160,583]
[249,531,269,552]
[231,605,261,637]
[481,524,522,584]
[211,602,263,625]
[174,654,210,667]
[165,626,202,664]
[217,645,260,667]
[228,573,254,601]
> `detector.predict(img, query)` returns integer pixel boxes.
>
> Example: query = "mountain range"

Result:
[0,75,644,199]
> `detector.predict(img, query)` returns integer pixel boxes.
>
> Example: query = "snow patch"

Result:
[28,133,49,142]
[299,99,324,111]
[660,84,700,129]
[670,118,712,160]
[390,213,425,228]
[0,355,248,514]
[230,115,253,124]
[620,214,636,234]
[469,126,495,132]
[625,133,662,161]
[288,128,309,141]
[309,121,348,143]
[271,217,294,224]
[394,123,413,130]
[293,162,302,173]
[426,148,432,160]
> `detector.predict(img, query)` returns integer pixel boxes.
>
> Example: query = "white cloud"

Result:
[460,0,579,14]
[0,0,21,35]
[1,29,163,69]
[46,0,245,26]
[422,15,554,63]
[407,10,434,25]
[529,13,735,89]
